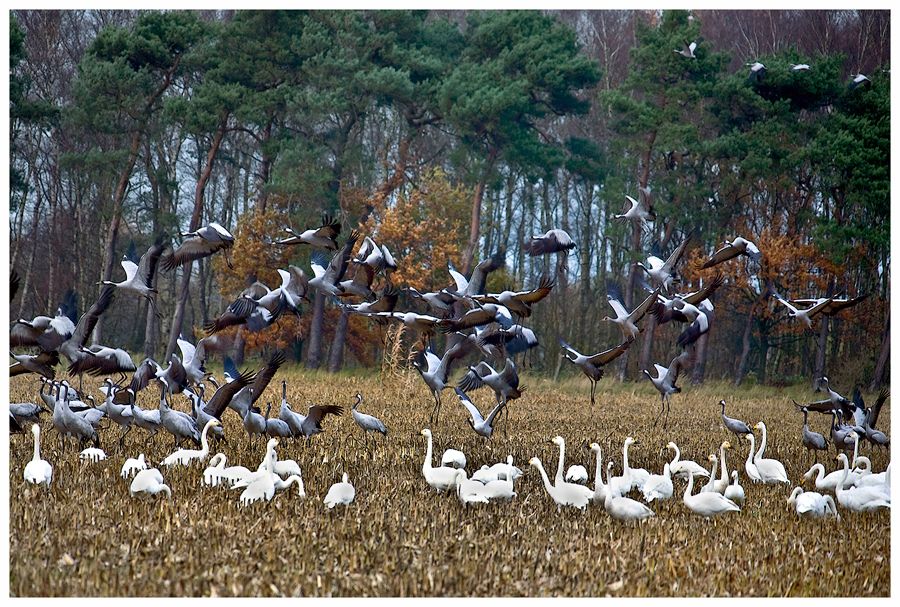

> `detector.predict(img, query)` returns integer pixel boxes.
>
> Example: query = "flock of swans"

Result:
[417,420,891,520]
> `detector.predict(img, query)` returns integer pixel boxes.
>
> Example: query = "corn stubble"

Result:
[8,372,890,597]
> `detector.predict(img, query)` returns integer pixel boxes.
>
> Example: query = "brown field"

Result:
[8,369,891,597]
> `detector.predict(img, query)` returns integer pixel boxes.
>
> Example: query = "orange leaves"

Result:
[211,209,292,299]
[361,167,470,292]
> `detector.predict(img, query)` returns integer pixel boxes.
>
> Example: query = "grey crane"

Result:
[242,402,268,449]
[701,237,761,269]
[100,379,134,448]
[674,41,697,58]
[351,392,387,446]
[161,222,235,271]
[857,387,890,448]
[747,61,766,83]
[307,230,361,297]
[604,282,661,340]
[129,394,161,437]
[157,377,201,450]
[278,380,343,439]
[225,351,286,417]
[99,237,165,317]
[342,284,399,315]
[637,233,691,294]
[719,399,752,436]
[412,341,475,423]
[10,350,59,379]
[614,194,655,224]
[457,358,524,431]
[9,402,48,427]
[67,345,136,383]
[799,406,828,462]
[771,294,833,329]
[57,286,116,376]
[9,292,76,351]
[523,229,576,256]
[277,213,341,250]
[790,294,868,317]
[644,350,691,428]
[469,276,554,319]
[204,291,286,335]
[51,382,100,452]
[454,388,504,438]
[559,337,633,407]
[264,402,293,438]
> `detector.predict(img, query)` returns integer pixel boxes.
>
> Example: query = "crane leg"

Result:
[653,396,665,426]
[590,381,596,409]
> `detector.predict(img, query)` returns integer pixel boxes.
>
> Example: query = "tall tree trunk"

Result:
[869,307,889,391]
[691,330,710,384]
[327,309,350,372]
[734,306,755,386]
[462,148,498,274]
[164,116,228,361]
[306,291,327,370]
[618,130,656,381]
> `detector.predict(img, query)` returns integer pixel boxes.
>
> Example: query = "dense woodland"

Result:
[8,9,890,388]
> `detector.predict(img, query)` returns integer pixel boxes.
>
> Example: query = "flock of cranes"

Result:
[8,177,889,520]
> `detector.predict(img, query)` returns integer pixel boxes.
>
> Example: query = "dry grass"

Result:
[8,369,891,597]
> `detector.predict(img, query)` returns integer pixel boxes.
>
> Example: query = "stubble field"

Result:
[7,369,891,597]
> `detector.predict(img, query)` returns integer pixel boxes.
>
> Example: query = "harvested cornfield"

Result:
[8,370,890,597]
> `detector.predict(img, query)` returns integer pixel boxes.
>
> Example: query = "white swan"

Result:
[713,441,731,493]
[23,424,52,486]
[130,468,171,499]
[604,462,655,521]
[621,436,650,491]
[162,419,219,467]
[565,465,589,484]
[803,463,857,492]
[421,429,460,492]
[529,457,591,510]
[640,462,673,502]
[203,453,227,486]
[120,453,147,479]
[324,473,355,508]
[788,487,839,518]
[700,454,719,493]
[834,454,890,512]
[588,443,608,503]
[724,471,745,505]
[741,432,762,483]
[79,447,107,463]
[471,465,497,484]
[456,469,489,505]
[274,474,306,497]
[441,448,467,470]
[752,422,789,484]
[239,439,279,506]
[683,468,740,517]
[489,459,523,481]
[667,441,709,480]
[482,456,517,501]
[852,457,889,488]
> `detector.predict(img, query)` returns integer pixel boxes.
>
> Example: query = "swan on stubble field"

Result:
[752,421,789,484]
[481,456,517,501]
[420,429,460,492]
[324,473,356,508]
[23,424,52,487]
[724,471,745,505]
[666,441,710,480]
[162,418,220,467]
[130,468,171,499]
[640,462,673,503]
[456,469,489,505]
[788,486,839,518]
[834,454,890,512]
[529,456,591,511]
[803,462,858,492]
[604,461,655,521]
[683,468,740,517]
[121,453,147,479]
[741,432,763,483]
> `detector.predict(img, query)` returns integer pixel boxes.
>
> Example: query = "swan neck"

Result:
[32,427,41,461]
[593,449,604,491]
[755,425,766,460]
[423,433,433,472]
[684,471,694,500]
[555,440,566,481]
